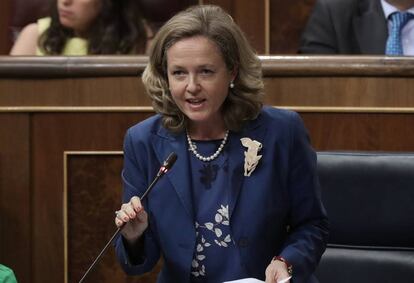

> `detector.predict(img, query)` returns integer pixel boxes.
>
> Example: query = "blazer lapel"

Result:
[353,0,388,54]
[152,127,194,221]
[151,113,267,222]
[227,114,267,220]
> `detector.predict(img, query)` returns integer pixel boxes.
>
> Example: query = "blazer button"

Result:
[238,237,249,247]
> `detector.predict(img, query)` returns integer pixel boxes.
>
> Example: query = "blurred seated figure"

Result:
[10,0,150,55]
[299,0,414,55]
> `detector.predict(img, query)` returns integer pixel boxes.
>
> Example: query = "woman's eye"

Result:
[172,70,185,76]
[201,69,214,75]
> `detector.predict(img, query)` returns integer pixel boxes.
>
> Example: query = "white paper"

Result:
[223,278,264,283]
[223,276,291,283]
[277,276,292,283]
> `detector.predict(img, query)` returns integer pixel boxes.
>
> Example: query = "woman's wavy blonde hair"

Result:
[142,5,264,133]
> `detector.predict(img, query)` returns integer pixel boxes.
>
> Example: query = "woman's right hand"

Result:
[115,196,148,243]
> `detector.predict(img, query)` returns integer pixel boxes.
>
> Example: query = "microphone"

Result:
[78,152,177,283]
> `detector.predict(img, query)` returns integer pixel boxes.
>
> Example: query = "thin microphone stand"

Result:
[78,152,177,283]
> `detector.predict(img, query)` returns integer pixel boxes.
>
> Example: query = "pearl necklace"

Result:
[186,130,229,162]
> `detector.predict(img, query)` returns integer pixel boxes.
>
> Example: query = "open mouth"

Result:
[186,98,206,106]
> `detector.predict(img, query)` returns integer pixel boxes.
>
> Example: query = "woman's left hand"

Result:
[265,257,291,283]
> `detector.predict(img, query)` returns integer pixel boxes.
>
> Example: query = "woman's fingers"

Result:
[114,196,146,228]
[265,258,290,283]
[130,196,143,213]
[114,209,125,227]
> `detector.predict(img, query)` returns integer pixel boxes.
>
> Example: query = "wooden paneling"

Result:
[203,0,232,12]
[269,0,316,54]
[67,154,123,282]
[232,1,266,54]
[0,0,12,54]
[264,77,414,108]
[31,112,151,283]
[203,0,266,53]
[204,0,318,54]
[301,113,414,151]
[0,114,31,283]
[0,77,149,107]
[65,153,161,283]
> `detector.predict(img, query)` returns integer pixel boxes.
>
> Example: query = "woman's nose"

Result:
[187,75,200,93]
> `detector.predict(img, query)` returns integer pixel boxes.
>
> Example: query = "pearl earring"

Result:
[230,81,235,89]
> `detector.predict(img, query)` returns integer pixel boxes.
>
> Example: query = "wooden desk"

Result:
[1,56,413,283]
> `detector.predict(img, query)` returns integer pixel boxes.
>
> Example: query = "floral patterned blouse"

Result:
[189,139,247,282]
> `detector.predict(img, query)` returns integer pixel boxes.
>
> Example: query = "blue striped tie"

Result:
[385,12,414,55]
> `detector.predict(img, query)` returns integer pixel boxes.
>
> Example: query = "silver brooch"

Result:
[241,137,262,177]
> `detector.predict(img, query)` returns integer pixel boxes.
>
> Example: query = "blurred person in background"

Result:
[10,0,151,55]
[299,0,414,55]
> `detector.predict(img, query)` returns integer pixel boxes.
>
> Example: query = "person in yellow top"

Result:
[10,0,151,55]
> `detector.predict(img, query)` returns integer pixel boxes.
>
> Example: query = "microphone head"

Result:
[163,152,177,171]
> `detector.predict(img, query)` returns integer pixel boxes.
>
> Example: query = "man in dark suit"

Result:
[299,0,414,54]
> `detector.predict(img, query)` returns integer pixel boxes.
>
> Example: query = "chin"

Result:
[185,111,206,120]
[59,18,75,29]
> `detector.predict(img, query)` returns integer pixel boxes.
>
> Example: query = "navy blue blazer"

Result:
[115,107,329,283]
